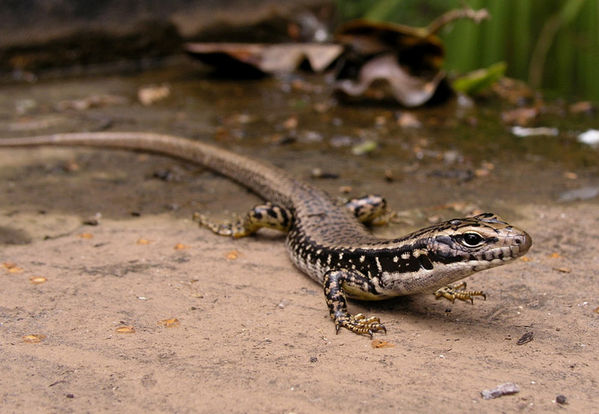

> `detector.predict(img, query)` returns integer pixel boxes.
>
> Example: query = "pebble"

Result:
[481,383,520,400]
[555,394,567,404]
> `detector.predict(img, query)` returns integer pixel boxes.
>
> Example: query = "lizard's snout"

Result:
[511,230,532,257]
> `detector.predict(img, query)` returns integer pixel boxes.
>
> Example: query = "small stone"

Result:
[82,217,100,226]
[153,169,176,181]
[517,331,534,345]
[384,169,394,182]
[558,186,599,202]
[311,168,339,179]
[578,129,599,147]
[396,112,422,128]
[330,135,353,148]
[299,130,323,143]
[555,394,567,404]
[138,84,170,106]
[481,383,520,400]
[309,357,318,363]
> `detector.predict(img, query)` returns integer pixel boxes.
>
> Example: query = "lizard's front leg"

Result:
[434,281,486,304]
[344,195,393,226]
[323,270,386,338]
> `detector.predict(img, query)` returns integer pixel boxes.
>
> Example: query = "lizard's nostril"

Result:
[516,232,532,253]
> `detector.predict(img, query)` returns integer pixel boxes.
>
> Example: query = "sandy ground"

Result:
[0,145,598,413]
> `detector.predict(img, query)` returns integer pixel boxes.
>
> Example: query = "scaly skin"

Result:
[0,133,532,337]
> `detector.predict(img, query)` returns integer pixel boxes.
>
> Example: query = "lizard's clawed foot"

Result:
[434,282,486,304]
[335,313,387,338]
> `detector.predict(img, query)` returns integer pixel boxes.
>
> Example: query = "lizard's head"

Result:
[425,212,532,272]
[374,213,531,294]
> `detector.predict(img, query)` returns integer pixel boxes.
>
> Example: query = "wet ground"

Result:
[2,64,598,220]
[1,63,598,412]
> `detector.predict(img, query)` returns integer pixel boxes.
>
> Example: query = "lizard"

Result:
[0,132,532,337]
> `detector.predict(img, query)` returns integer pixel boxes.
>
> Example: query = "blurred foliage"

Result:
[336,0,599,100]
[452,61,506,94]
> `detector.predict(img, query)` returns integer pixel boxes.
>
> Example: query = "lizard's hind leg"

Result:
[194,203,292,238]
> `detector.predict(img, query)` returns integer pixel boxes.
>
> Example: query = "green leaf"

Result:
[452,61,507,95]
[352,140,378,155]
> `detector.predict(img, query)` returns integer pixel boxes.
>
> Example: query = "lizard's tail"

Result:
[0,132,295,205]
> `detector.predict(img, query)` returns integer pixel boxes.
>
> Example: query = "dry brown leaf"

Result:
[569,101,594,115]
[185,43,343,74]
[136,238,151,245]
[226,250,240,260]
[501,107,539,126]
[29,276,47,284]
[115,326,135,334]
[334,19,449,106]
[492,77,534,105]
[3,262,24,273]
[78,233,93,239]
[23,334,46,343]
[335,19,443,62]
[474,168,490,177]
[283,116,298,130]
[158,318,180,328]
[371,339,395,348]
[552,267,571,273]
[564,172,578,180]
[335,54,446,107]
[8,267,24,274]
[174,243,189,250]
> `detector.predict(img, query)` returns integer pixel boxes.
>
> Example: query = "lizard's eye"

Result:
[461,232,484,247]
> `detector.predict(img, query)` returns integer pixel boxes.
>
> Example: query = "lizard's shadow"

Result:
[351,294,502,338]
